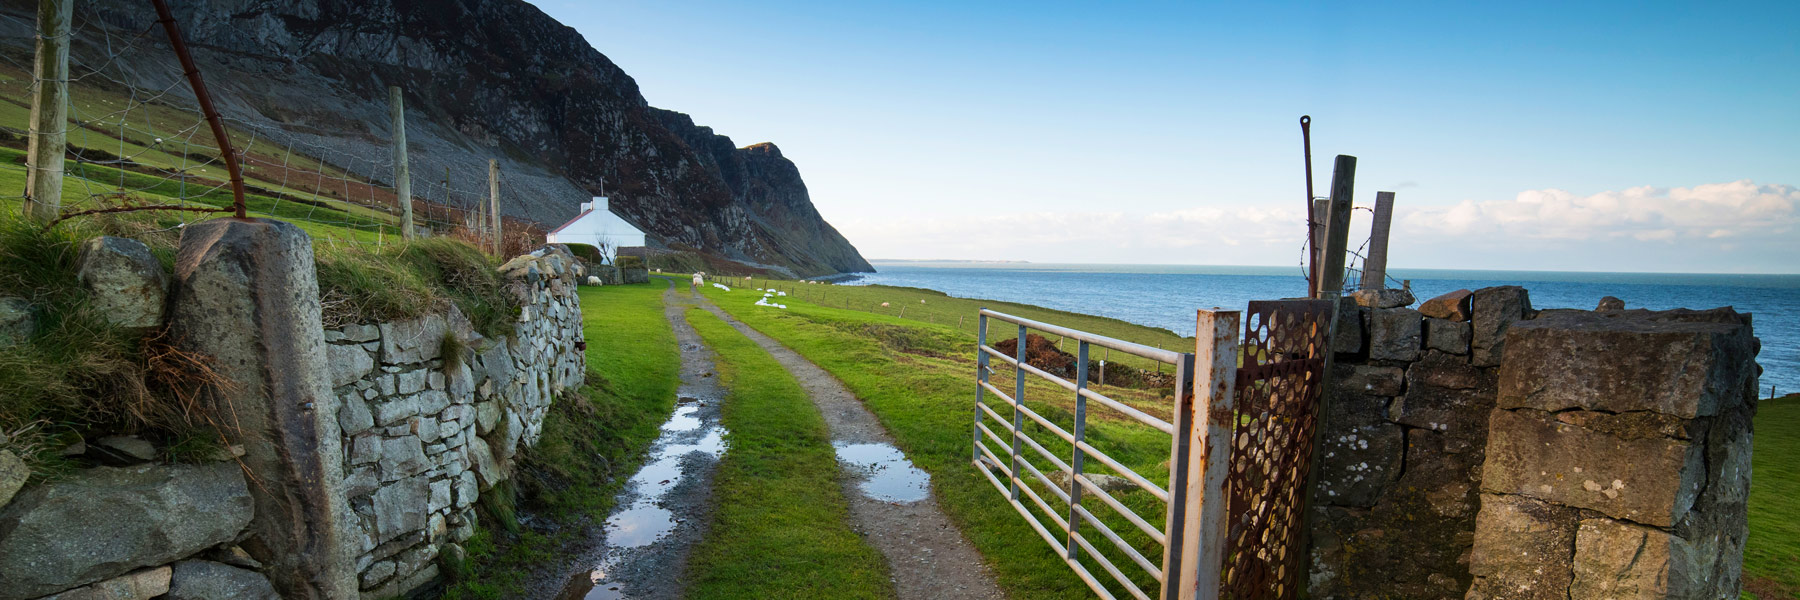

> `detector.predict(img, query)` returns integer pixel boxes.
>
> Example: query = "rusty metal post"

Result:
[152,0,246,218]
[1171,309,1237,600]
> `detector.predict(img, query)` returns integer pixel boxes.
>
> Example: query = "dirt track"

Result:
[690,284,1004,600]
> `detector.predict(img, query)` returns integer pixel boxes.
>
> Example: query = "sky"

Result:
[530,1,1799,274]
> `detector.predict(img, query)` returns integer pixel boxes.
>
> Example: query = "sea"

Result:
[845,261,1800,397]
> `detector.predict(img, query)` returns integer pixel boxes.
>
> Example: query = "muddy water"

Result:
[691,285,1004,600]
[553,284,728,600]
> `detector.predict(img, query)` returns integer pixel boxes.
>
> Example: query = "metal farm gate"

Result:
[970,300,1332,600]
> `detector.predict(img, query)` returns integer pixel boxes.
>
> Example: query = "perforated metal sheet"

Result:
[1220,299,1333,600]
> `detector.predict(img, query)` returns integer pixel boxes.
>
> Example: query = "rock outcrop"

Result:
[0,0,872,278]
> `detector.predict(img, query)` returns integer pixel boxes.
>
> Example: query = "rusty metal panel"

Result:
[1220,299,1333,600]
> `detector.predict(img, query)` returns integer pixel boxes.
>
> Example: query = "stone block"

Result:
[1419,289,1473,322]
[1352,287,1415,309]
[340,323,380,343]
[417,389,452,416]
[41,566,171,600]
[396,369,428,395]
[380,437,429,482]
[165,560,278,600]
[1333,298,1365,356]
[1571,518,1713,599]
[1482,409,1703,527]
[1497,309,1757,418]
[0,450,24,509]
[380,314,446,364]
[1390,383,1492,453]
[328,344,375,388]
[76,236,167,328]
[0,463,251,599]
[351,434,383,465]
[1408,350,1486,391]
[1367,307,1422,361]
[0,296,36,345]
[1468,493,1578,600]
[1337,364,1406,396]
[371,475,431,543]
[375,395,419,426]
[429,478,452,513]
[338,394,375,436]
[1424,317,1471,355]
[1470,285,1531,366]
[468,436,502,489]
[455,470,478,508]
[166,218,355,599]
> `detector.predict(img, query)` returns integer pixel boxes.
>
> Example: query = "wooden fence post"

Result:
[1318,155,1357,296]
[487,159,501,254]
[23,0,72,223]
[1359,191,1395,290]
[1171,308,1239,600]
[390,86,413,239]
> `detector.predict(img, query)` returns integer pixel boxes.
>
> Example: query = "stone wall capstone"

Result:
[1467,308,1756,600]
[326,245,587,598]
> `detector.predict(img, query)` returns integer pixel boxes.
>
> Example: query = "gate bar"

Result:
[981,309,1182,364]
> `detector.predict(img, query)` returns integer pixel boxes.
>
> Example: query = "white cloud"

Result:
[1397,180,1799,243]
[838,180,1799,272]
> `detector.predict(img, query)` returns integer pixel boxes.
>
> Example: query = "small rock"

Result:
[0,297,34,345]
[165,559,278,600]
[61,440,86,456]
[1419,289,1473,322]
[76,236,169,329]
[96,436,157,463]
[1596,296,1625,311]
[202,545,263,571]
[0,450,26,509]
[41,566,172,600]
[1351,288,1415,309]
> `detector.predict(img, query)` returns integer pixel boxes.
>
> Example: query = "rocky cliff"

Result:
[0,0,871,277]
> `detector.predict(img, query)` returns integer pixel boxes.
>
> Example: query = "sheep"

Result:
[588,276,604,286]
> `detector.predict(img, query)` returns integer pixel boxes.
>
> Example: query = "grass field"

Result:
[446,282,680,599]
[695,280,1177,599]
[708,275,1195,371]
[680,305,896,599]
[1745,395,1800,599]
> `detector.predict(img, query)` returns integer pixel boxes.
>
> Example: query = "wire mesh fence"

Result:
[0,3,531,255]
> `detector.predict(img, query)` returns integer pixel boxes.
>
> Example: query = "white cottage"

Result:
[545,197,646,263]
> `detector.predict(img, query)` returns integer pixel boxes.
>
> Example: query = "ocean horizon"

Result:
[847,260,1799,395]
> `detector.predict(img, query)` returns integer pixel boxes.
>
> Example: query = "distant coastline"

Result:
[869,259,1033,264]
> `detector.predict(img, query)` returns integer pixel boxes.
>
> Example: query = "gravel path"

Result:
[690,283,1005,600]
[550,282,729,600]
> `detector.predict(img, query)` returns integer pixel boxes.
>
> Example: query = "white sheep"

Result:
[588,276,604,286]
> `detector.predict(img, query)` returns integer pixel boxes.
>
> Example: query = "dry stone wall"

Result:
[327,246,587,597]
[1307,286,1760,600]
[0,228,589,600]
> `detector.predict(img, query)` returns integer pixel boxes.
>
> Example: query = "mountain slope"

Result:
[0,0,871,276]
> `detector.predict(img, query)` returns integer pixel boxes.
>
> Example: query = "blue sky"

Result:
[531,1,1799,273]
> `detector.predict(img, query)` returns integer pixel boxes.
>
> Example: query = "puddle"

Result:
[557,403,728,599]
[661,406,701,432]
[603,506,677,549]
[834,442,932,503]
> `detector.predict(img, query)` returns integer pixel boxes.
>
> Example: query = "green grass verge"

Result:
[1745,395,1800,599]
[680,305,896,599]
[693,281,1172,599]
[446,281,680,598]
[710,274,1194,372]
